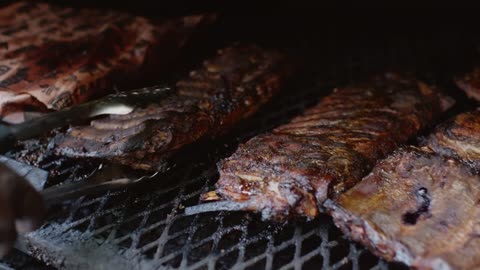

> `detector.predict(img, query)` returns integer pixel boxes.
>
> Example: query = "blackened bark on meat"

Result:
[204,73,452,221]
[53,44,295,170]
[425,109,480,171]
[325,148,480,270]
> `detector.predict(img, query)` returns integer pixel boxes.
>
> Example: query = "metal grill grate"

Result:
[24,160,408,270]
[19,83,413,270]
[9,28,477,269]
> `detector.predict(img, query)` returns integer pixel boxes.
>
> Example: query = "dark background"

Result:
[28,1,479,75]
[2,1,478,62]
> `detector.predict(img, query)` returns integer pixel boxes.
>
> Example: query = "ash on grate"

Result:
[14,32,477,270]
[24,164,409,270]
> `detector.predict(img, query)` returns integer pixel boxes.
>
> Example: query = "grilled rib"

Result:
[0,1,214,123]
[325,147,480,270]
[202,74,452,221]
[425,109,480,170]
[53,45,295,170]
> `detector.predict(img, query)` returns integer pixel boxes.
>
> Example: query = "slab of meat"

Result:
[424,109,480,171]
[201,74,453,221]
[324,148,480,270]
[53,44,295,170]
[455,68,480,101]
[0,1,214,123]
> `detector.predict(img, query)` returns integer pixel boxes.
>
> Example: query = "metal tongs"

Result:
[0,86,173,204]
[0,86,173,153]
[0,154,163,206]
[41,166,161,206]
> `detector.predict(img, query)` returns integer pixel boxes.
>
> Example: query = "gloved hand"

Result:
[0,163,45,257]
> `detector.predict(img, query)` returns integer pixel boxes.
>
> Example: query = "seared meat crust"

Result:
[211,74,452,220]
[54,45,294,170]
[425,109,480,171]
[325,148,480,270]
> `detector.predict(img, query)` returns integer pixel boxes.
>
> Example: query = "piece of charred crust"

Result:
[325,147,480,270]
[208,73,452,221]
[455,68,480,101]
[424,109,480,171]
[53,44,295,170]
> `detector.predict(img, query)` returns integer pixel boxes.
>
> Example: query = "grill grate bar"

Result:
[16,35,472,269]
[21,79,413,269]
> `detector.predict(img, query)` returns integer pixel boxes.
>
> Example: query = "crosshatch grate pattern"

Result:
[25,164,409,270]
[13,32,477,269]
[21,83,411,270]
[31,173,409,270]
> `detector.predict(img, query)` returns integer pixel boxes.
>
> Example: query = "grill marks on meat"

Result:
[425,110,480,171]
[53,45,294,170]
[0,1,214,123]
[206,74,452,221]
[325,148,480,270]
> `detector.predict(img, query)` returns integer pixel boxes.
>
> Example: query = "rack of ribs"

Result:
[324,111,480,269]
[324,146,480,270]
[0,1,215,123]
[53,44,296,171]
[196,73,453,221]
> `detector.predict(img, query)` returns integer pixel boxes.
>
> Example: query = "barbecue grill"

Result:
[0,4,478,269]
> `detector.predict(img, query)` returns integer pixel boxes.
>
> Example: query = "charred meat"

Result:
[455,68,480,102]
[0,1,214,123]
[53,45,295,170]
[425,109,480,170]
[202,74,452,221]
[325,148,480,270]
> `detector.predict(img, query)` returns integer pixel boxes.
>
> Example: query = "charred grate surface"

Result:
[24,166,409,270]
[14,27,478,270]
[21,83,412,270]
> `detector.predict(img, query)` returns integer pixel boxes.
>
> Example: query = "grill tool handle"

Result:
[41,166,217,206]
[40,171,159,206]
